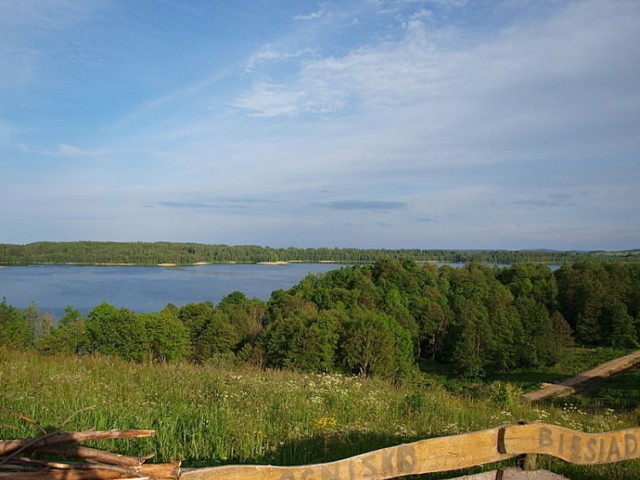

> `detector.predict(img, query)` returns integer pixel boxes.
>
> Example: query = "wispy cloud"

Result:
[158,196,281,212]
[293,9,323,21]
[233,80,347,117]
[233,82,303,117]
[245,44,313,72]
[56,144,103,157]
[513,194,577,208]
[317,200,407,211]
[235,0,640,158]
[18,143,108,157]
[159,201,220,210]
[2,1,639,250]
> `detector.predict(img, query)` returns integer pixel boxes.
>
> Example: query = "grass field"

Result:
[552,363,640,412]
[1,347,639,479]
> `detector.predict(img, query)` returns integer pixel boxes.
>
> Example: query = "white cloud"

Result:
[17,143,108,157]
[293,10,323,21]
[234,0,640,165]
[245,44,313,71]
[56,144,91,157]
[233,82,304,117]
[235,17,447,117]
[4,0,638,249]
[233,79,347,117]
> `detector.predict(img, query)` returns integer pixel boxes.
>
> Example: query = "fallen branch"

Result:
[32,445,155,466]
[0,458,147,479]
[1,407,177,479]
[0,431,60,465]
[0,429,156,457]
[0,406,46,435]
[0,469,148,480]
[0,456,180,480]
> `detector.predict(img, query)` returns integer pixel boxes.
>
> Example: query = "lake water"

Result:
[0,263,345,318]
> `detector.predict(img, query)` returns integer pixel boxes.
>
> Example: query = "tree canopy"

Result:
[4,258,639,380]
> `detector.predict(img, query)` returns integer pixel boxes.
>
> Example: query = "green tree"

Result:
[339,309,413,380]
[448,296,493,377]
[139,310,191,362]
[35,306,88,355]
[515,297,567,367]
[602,296,638,348]
[217,292,265,345]
[0,299,35,348]
[303,308,342,372]
[555,261,607,344]
[498,264,558,312]
[261,315,307,370]
[194,310,239,362]
[261,297,341,372]
[86,303,148,362]
[486,285,522,371]
[178,301,216,347]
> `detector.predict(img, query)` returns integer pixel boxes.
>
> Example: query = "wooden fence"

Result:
[181,423,640,480]
[2,423,638,479]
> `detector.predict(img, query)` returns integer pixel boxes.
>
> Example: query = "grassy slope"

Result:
[418,347,634,393]
[0,348,638,479]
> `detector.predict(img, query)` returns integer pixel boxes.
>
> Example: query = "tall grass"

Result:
[0,347,638,479]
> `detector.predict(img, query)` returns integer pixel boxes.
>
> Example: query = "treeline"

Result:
[2,259,639,380]
[1,241,639,266]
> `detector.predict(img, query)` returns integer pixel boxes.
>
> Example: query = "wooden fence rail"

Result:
[181,423,640,480]
[2,423,638,479]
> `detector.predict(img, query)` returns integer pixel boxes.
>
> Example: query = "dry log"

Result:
[0,460,147,479]
[0,472,147,480]
[136,460,181,479]
[0,461,181,480]
[0,456,179,479]
[32,444,154,466]
[0,429,156,457]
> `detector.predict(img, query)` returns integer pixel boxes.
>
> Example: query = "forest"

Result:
[2,258,639,381]
[0,241,639,266]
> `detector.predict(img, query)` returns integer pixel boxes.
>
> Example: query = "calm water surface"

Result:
[0,263,345,318]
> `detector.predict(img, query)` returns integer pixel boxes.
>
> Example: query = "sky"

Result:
[1,0,639,251]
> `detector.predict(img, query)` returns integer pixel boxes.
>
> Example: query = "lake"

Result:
[0,263,345,318]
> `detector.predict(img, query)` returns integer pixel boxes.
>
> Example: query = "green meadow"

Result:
[1,347,639,480]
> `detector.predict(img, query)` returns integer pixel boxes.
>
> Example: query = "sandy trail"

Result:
[521,349,640,401]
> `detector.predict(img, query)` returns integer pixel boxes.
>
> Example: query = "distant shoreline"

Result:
[1,241,637,267]
[0,261,343,268]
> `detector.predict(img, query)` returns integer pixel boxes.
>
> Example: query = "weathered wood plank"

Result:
[181,427,516,480]
[502,424,640,465]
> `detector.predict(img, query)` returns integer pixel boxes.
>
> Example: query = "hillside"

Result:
[1,348,639,479]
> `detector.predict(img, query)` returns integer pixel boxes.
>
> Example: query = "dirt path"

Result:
[521,349,640,401]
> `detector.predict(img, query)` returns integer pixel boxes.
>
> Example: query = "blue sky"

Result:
[1,0,638,250]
